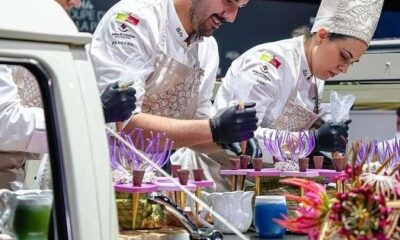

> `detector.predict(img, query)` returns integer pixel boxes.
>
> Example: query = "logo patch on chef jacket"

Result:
[115,12,140,26]
[251,67,271,84]
[259,52,281,69]
[112,12,138,44]
[118,23,128,32]
[260,64,268,73]
[112,22,136,41]
[176,27,184,38]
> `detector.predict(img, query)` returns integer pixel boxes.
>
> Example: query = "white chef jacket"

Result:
[89,0,219,119]
[0,65,47,153]
[214,35,325,127]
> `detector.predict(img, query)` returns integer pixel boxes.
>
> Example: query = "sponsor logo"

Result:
[302,69,309,77]
[112,41,135,47]
[260,64,268,73]
[176,27,184,38]
[118,23,128,32]
[255,79,267,86]
[252,69,271,83]
[112,24,136,39]
[302,69,312,80]
[112,31,136,40]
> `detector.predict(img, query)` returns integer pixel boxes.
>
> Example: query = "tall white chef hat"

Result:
[311,0,384,45]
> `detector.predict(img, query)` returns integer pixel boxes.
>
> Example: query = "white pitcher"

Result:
[198,191,254,233]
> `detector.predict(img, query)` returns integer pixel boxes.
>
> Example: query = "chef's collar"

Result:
[168,0,203,47]
[299,36,312,81]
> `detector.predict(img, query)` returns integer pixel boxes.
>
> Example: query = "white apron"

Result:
[270,90,320,131]
[13,66,51,190]
[141,1,204,119]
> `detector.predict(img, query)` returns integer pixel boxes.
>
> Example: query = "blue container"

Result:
[254,195,287,238]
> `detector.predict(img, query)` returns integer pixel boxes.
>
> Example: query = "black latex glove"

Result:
[101,82,136,123]
[222,137,263,159]
[315,119,351,153]
[209,102,258,144]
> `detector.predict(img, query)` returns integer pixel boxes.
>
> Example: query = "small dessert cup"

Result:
[192,168,204,181]
[133,170,145,187]
[298,158,309,172]
[171,164,182,178]
[313,155,324,169]
[177,169,190,185]
[332,156,347,172]
[253,158,263,171]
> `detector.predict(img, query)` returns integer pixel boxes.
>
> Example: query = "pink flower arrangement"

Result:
[277,140,400,239]
[330,186,391,240]
[277,175,398,239]
[275,178,330,239]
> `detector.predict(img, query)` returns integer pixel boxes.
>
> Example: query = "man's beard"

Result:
[195,22,214,37]
[189,2,214,37]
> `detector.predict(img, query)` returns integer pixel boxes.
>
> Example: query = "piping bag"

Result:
[115,53,154,131]
[325,90,355,158]
[231,73,253,154]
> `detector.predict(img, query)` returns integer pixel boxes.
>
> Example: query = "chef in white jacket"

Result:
[177,0,384,191]
[89,0,258,154]
[217,0,385,157]
[0,0,139,189]
[0,65,47,154]
[0,65,47,188]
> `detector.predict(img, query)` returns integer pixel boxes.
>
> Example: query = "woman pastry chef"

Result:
[214,0,385,159]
